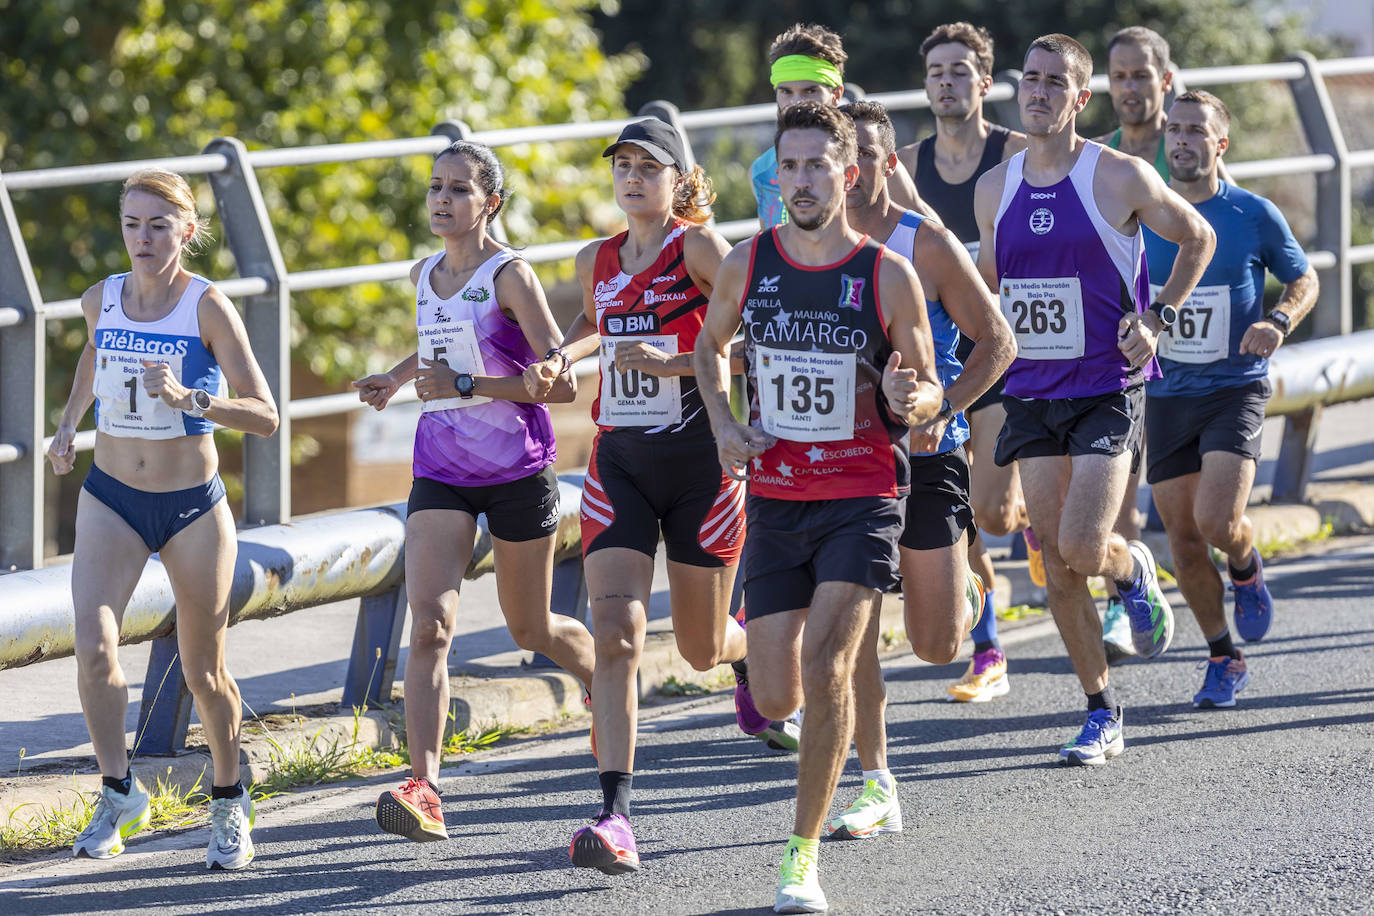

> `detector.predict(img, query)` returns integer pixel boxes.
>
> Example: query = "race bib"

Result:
[755,345,855,443]
[93,349,186,439]
[417,319,491,412]
[597,334,682,426]
[999,277,1085,360]
[1151,283,1232,364]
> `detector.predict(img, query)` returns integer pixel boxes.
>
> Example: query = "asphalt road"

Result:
[3,538,1372,915]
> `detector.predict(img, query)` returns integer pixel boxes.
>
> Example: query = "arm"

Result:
[46,284,103,475]
[888,160,940,221]
[353,259,426,409]
[1240,265,1318,357]
[524,242,601,398]
[693,241,770,479]
[877,253,943,427]
[971,164,1006,292]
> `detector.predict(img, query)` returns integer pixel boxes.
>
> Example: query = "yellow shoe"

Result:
[1025,528,1047,589]
[946,647,1010,703]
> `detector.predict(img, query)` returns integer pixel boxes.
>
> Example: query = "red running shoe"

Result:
[376,776,448,842]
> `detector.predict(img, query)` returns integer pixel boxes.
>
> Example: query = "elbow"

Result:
[256,405,281,438]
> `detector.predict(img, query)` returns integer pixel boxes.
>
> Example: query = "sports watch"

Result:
[184,388,212,418]
[1148,300,1178,331]
[938,398,955,424]
[1264,309,1293,336]
[454,372,477,399]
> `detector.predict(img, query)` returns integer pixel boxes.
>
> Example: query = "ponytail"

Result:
[672,164,715,225]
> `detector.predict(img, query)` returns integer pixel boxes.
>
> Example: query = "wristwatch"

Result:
[454,372,477,399]
[1264,309,1293,336]
[184,388,212,418]
[938,398,955,424]
[1148,300,1179,331]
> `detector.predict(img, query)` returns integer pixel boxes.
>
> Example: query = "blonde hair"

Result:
[120,168,213,254]
[672,164,715,225]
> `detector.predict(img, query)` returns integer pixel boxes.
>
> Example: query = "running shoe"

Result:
[965,569,987,635]
[570,811,640,875]
[946,647,1009,703]
[826,778,902,840]
[1058,706,1124,767]
[206,789,255,870]
[1231,551,1274,642]
[376,776,448,842]
[1193,654,1250,709]
[1102,597,1136,664]
[775,838,827,913]
[759,709,802,752]
[73,780,151,859]
[1024,527,1047,589]
[1119,541,1174,659]
[733,660,772,736]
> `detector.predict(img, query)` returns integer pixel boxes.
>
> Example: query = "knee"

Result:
[180,660,228,700]
[1058,535,1107,577]
[74,640,118,683]
[506,620,548,654]
[799,649,850,699]
[752,680,800,722]
[1196,514,1240,550]
[593,623,637,665]
[409,604,456,653]
[677,635,726,673]
[973,496,1016,537]
[909,629,961,666]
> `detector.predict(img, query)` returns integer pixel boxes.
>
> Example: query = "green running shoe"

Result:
[825,778,902,840]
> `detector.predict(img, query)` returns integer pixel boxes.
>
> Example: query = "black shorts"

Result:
[899,444,975,550]
[743,493,904,619]
[407,465,560,542]
[1145,379,1270,484]
[994,383,1145,473]
[580,430,745,567]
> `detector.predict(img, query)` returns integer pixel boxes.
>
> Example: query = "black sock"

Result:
[211,780,245,800]
[1113,556,1144,594]
[973,640,996,654]
[1086,686,1117,714]
[598,770,633,819]
[102,771,132,795]
[1207,630,1240,660]
[1229,552,1257,580]
[731,659,748,679]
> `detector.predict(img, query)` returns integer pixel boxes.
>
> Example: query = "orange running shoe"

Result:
[376,776,448,842]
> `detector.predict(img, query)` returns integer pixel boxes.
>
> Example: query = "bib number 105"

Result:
[606,367,660,400]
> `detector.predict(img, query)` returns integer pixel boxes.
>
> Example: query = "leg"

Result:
[1153,473,1226,639]
[850,607,886,772]
[665,561,746,671]
[968,403,1027,537]
[490,534,595,687]
[1194,452,1257,569]
[159,499,243,788]
[901,535,971,666]
[70,489,152,778]
[584,548,654,774]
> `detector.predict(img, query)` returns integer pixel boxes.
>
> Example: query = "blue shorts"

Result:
[83,464,226,552]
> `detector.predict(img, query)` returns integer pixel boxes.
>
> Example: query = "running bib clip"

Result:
[755,345,855,443]
[999,277,1086,360]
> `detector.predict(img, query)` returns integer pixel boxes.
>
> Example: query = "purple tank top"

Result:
[993,142,1158,399]
[412,248,555,487]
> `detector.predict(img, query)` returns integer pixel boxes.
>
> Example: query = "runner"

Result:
[897,22,1041,701]
[696,101,943,912]
[752,22,932,230]
[973,35,1216,765]
[353,141,596,844]
[1144,91,1317,706]
[1093,26,1234,659]
[525,120,756,875]
[47,169,279,868]
[829,99,1015,839]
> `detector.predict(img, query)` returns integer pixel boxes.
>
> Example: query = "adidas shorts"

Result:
[994,383,1144,473]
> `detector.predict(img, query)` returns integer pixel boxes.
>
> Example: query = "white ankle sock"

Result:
[862,768,894,793]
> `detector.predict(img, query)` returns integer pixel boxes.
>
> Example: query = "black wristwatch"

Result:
[938,398,955,423]
[454,372,477,399]
[1148,300,1178,331]
[1264,309,1292,336]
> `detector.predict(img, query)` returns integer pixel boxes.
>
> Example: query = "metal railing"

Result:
[3,53,1374,572]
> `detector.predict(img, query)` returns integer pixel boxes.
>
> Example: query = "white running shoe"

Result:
[206,789,256,870]
[775,840,827,913]
[826,778,902,840]
[73,781,152,859]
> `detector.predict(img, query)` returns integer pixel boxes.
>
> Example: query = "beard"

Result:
[786,194,840,231]
[1167,158,1208,183]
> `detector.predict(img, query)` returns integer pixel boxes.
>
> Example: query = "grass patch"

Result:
[658,675,709,697]
[998,604,1047,622]
[880,626,906,651]
[1251,517,1335,558]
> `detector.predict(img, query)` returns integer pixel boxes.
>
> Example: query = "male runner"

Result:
[696,101,942,913]
[898,21,1038,702]
[1145,91,1317,707]
[752,22,932,230]
[827,99,1015,839]
[973,34,1215,765]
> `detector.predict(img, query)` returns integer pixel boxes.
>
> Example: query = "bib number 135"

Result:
[755,345,854,443]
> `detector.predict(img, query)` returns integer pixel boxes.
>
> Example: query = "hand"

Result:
[352,372,401,411]
[414,357,458,402]
[523,358,560,398]
[1239,320,1285,357]
[881,351,919,418]
[614,341,675,377]
[910,414,950,456]
[1116,314,1158,369]
[140,360,190,408]
[47,424,77,476]
[715,420,770,481]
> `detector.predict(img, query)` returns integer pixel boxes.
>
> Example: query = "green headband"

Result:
[770,54,843,89]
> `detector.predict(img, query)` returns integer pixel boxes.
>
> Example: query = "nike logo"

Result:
[178,507,201,520]
[1244,425,1263,441]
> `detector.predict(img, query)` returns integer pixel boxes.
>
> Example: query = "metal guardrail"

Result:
[2,55,1373,567]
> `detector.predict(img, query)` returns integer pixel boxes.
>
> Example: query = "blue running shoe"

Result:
[1120,541,1174,659]
[1193,654,1250,709]
[1231,551,1274,642]
[1102,597,1136,665]
[1057,706,1124,766]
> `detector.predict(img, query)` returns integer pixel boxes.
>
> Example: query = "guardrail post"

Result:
[0,165,46,571]
[991,71,1023,131]
[638,101,698,169]
[342,584,408,707]
[1271,404,1322,503]
[202,138,291,526]
[133,634,193,756]
[1286,52,1351,338]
